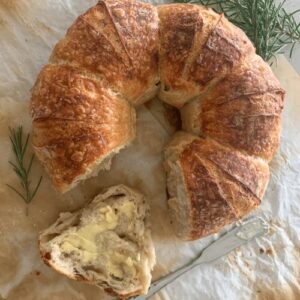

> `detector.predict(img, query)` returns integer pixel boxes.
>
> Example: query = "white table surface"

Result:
[282,0,300,74]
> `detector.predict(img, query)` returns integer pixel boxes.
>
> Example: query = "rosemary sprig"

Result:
[173,0,300,62]
[7,126,43,215]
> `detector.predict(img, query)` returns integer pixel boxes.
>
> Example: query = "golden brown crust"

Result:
[188,15,255,92]
[201,92,283,161]
[51,0,159,105]
[33,119,113,147]
[202,55,284,111]
[30,62,136,192]
[181,54,285,161]
[158,4,220,107]
[158,4,203,91]
[181,151,237,240]
[179,137,269,240]
[32,133,109,192]
[190,139,270,199]
[32,115,135,192]
[31,64,132,122]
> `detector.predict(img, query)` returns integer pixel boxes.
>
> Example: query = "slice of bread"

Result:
[39,185,156,298]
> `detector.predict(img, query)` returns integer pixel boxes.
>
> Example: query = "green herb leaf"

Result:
[7,126,43,215]
[173,0,300,62]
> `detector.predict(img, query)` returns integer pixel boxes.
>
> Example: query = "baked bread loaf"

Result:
[39,185,155,298]
[31,0,285,239]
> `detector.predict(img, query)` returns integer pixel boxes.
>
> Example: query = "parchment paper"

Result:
[0,1,299,299]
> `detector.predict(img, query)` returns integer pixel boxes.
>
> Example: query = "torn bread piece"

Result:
[39,185,156,298]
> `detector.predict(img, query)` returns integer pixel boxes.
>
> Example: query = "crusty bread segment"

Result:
[51,0,159,105]
[31,64,134,122]
[158,4,220,108]
[187,16,255,95]
[200,92,283,161]
[32,118,135,193]
[190,138,270,199]
[31,66,136,193]
[103,0,160,105]
[181,55,285,161]
[164,132,270,240]
[50,4,130,91]
[39,185,155,298]
[202,55,284,110]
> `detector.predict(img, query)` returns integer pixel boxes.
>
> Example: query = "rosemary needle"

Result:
[7,126,43,215]
[173,0,300,62]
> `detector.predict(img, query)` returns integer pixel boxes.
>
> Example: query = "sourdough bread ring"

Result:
[31,0,285,240]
